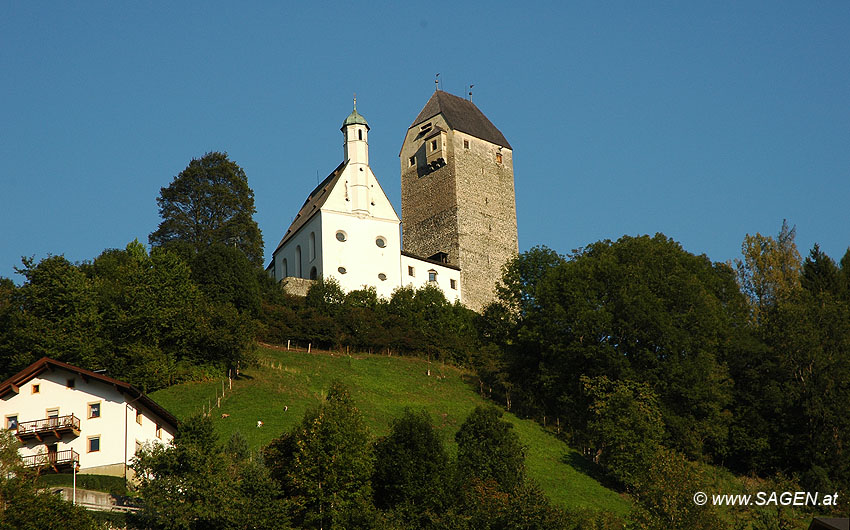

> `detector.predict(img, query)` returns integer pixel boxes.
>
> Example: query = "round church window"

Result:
[376,237,386,248]
[336,231,347,242]
[378,273,387,281]
[338,267,347,274]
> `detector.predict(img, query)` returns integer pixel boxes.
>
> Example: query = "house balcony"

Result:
[21,449,80,472]
[16,414,81,441]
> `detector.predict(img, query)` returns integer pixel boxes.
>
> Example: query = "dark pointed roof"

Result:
[0,357,179,431]
[409,90,511,149]
[273,160,348,255]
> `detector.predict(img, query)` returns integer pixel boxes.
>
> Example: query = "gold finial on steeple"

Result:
[353,93,357,110]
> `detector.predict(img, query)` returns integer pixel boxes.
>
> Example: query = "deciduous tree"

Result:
[149,152,263,266]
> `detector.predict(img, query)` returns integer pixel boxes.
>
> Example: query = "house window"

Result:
[135,410,143,425]
[464,139,470,149]
[336,231,347,242]
[496,153,502,164]
[66,379,75,388]
[135,440,142,454]
[156,425,162,439]
[338,266,347,274]
[378,273,387,281]
[376,237,386,248]
[5,415,17,430]
[431,140,437,151]
[408,156,415,167]
[428,270,437,282]
[451,279,457,290]
[88,402,101,419]
[32,384,39,394]
[408,266,415,277]
[46,408,59,419]
[88,436,100,453]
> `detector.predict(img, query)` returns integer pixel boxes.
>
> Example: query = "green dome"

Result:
[341,108,369,130]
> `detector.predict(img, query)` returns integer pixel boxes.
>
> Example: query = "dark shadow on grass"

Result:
[236,373,254,380]
[562,452,624,492]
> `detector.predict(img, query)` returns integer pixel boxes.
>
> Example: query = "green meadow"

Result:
[151,345,630,515]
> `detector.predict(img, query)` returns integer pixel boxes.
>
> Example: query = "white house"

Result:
[267,104,461,302]
[0,357,178,478]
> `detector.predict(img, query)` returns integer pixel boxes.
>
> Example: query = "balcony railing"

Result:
[21,449,79,469]
[16,414,81,441]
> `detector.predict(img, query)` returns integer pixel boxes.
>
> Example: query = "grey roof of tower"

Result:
[409,90,512,149]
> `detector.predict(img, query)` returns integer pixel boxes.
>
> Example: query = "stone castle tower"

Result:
[400,90,518,311]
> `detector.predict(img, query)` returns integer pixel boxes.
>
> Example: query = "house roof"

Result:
[409,90,511,149]
[273,160,348,256]
[401,250,461,271]
[809,518,850,530]
[0,357,179,431]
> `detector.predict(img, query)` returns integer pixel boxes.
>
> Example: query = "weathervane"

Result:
[353,93,357,110]
[435,73,440,91]
[468,84,474,101]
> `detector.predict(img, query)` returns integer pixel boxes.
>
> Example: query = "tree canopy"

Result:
[149,152,264,266]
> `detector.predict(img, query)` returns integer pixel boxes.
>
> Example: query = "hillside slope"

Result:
[150,345,630,515]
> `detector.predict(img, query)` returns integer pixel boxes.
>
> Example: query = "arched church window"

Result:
[296,246,302,277]
[310,232,316,261]
[282,258,288,278]
[310,267,317,280]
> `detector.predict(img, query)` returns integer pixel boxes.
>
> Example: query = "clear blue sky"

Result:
[2,2,849,282]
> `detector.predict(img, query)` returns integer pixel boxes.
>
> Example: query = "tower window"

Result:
[464,139,469,149]
[376,237,386,248]
[496,153,502,164]
[408,156,415,167]
[358,129,363,140]
[428,270,437,282]
[431,140,437,151]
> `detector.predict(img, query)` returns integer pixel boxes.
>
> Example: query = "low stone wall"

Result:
[281,277,314,297]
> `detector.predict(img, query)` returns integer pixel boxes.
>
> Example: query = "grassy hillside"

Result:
[150,345,630,515]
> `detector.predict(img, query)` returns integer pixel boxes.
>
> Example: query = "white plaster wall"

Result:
[400,255,462,303]
[321,210,401,299]
[0,367,174,474]
[273,214,323,281]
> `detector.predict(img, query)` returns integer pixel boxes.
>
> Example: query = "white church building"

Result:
[266,105,461,302]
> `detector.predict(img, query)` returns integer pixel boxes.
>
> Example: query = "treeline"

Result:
[0,242,258,392]
[259,278,479,365]
[475,224,850,512]
[127,382,620,530]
